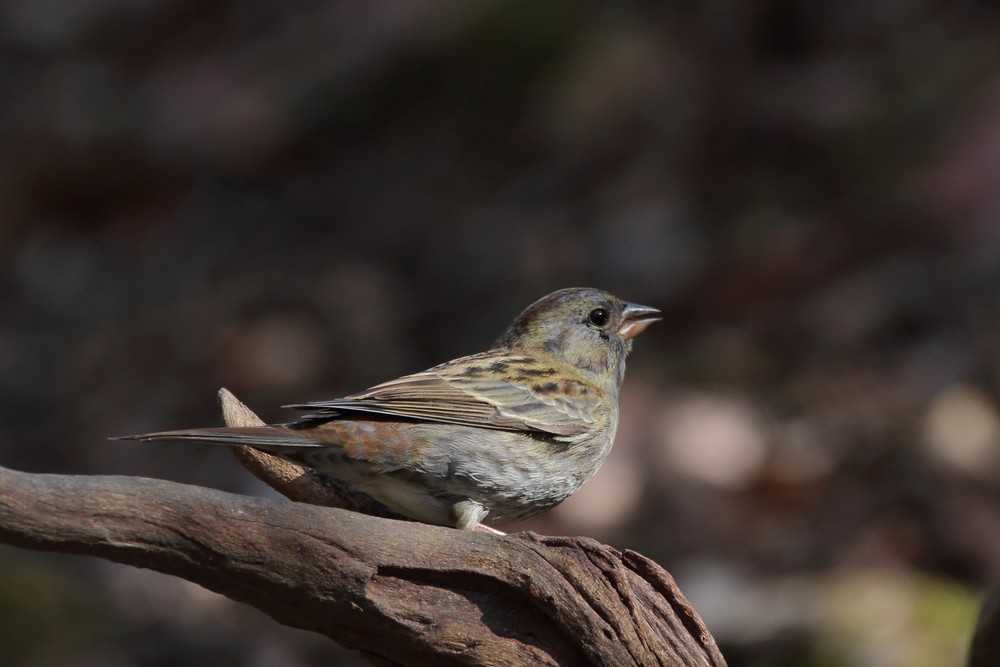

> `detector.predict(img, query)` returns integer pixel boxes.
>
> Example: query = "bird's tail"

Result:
[113,426,326,457]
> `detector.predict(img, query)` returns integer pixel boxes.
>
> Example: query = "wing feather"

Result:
[286,351,601,437]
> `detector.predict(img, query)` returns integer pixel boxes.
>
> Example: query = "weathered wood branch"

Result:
[0,391,726,666]
[218,388,409,520]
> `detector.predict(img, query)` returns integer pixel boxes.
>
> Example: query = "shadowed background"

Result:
[2,2,1000,665]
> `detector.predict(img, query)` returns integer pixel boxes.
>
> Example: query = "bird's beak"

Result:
[617,302,661,340]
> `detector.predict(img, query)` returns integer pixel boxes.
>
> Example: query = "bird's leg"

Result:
[474,524,507,536]
[453,499,493,531]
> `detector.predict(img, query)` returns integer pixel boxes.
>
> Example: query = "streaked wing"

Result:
[286,351,600,437]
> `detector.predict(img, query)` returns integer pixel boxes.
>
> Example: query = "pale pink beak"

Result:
[617,302,661,340]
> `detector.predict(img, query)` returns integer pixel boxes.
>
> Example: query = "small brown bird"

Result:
[123,288,659,532]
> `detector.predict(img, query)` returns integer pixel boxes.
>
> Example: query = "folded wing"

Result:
[286,352,601,438]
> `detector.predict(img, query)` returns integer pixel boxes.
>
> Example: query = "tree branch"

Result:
[218,388,409,520]
[0,393,726,666]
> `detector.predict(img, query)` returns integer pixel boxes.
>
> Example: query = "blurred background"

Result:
[2,1,1000,665]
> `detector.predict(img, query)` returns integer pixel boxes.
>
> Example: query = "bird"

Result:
[121,287,660,533]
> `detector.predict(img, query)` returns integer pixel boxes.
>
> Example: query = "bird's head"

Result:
[494,287,660,391]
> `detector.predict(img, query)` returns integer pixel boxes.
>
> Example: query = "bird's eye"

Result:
[588,308,609,326]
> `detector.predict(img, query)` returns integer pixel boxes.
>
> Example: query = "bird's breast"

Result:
[309,414,617,525]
